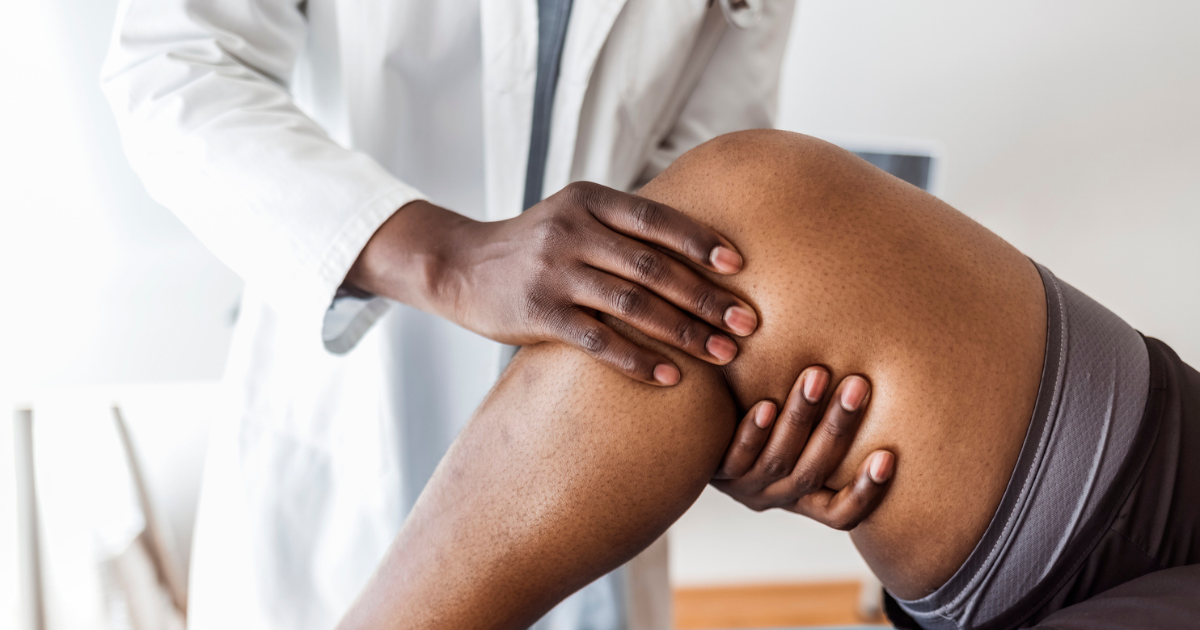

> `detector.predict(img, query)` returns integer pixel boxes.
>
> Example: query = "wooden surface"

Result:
[673,580,886,629]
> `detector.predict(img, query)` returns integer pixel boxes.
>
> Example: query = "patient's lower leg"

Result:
[338,338,736,630]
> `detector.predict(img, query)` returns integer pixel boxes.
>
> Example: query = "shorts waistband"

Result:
[892,263,1150,630]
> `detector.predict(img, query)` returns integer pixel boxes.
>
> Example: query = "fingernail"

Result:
[706,335,737,363]
[840,376,869,412]
[723,305,758,336]
[754,402,776,429]
[870,452,894,484]
[802,369,829,404]
[710,246,743,274]
[654,364,680,386]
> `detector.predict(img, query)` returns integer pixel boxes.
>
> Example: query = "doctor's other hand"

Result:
[345,182,758,385]
[711,367,895,531]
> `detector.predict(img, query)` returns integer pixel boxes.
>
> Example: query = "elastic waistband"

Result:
[892,263,1150,630]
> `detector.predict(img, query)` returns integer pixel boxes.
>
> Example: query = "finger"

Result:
[577,184,745,275]
[572,268,739,365]
[713,401,777,480]
[584,231,758,337]
[555,309,681,386]
[791,450,895,531]
[783,374,872,497]
[743,367,830,489]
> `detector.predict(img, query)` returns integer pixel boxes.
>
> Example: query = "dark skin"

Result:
[345,182,759,386]
[715,368,893,526]
[336,345,893,630]
[337,129,1050,629]
[344,180,894,526]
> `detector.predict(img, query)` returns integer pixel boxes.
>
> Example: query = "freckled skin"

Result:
[338,131,1047,629]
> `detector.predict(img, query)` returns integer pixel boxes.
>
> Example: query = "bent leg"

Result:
[339,337,736,630]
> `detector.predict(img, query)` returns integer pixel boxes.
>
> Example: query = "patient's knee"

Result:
[640,130,902,237]
[663,130,875,193]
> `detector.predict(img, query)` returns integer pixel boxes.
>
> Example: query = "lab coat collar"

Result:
[481,0,630,221]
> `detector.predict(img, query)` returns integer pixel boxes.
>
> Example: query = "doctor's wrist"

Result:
[344,199,476,314]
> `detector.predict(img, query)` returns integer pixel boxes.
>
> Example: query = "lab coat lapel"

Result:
[480,0,538,221]
[560,0,631,83]
[481,0,630,220]
[542,0,630,199]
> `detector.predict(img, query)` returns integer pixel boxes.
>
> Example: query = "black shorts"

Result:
[885,336,1200,629]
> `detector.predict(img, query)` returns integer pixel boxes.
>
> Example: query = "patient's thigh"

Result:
[638,130,1046,596]
[343,338,736,630]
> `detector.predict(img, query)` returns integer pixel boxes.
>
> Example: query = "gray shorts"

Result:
[884,266,1200,629]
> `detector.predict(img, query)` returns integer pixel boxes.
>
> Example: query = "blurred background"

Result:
[2,1,1198,628]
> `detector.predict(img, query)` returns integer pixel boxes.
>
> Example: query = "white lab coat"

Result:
[102,1,795,628]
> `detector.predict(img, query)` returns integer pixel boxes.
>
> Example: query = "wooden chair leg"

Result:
[111,405,189,618]
[13,408,45,630]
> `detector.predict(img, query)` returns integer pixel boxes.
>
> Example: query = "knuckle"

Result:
[821,414,859,440]
[826,514,851,531]
[608,343,646,376]
[691,286,722,318]
[520,287,556,322]
[783,398,819,429]
[629,199,664,233]
[829,498,868,531]
[789,468,823,496]
[630,250,666,283]
[847,487,870,511]
[733,434,761,457]
[612,285,648,317]
[779,407,810,432]
[759,454,792,479]
[533,215,576,251]
[721,465,747,481]
[578,326,609,355]
[562,180,596,204]
[830,512,861,531]
[672,319,701,349]
[562,180,588,194]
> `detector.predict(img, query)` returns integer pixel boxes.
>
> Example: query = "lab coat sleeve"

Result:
[101,0,423,353]
[639,0,798,183]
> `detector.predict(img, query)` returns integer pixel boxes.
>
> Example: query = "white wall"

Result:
[0,0,242,390]
[669,0,1200,587]
[0,4,238,625]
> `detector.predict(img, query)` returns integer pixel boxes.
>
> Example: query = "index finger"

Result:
[578,184,744,275]
[713,401,777,480]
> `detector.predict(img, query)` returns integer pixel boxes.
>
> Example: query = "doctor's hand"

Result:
[711,367,895,531]
[345,182,758,385]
